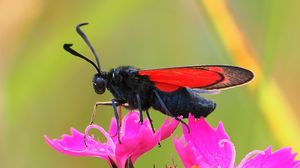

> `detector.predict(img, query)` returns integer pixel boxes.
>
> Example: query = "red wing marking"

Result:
[139,66,223,92]
[139,65,254,92]
[154,83,180,92]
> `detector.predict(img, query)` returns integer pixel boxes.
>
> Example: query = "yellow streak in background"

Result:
[201,0,261,87]
[201,0,300,155]
[259,80,300,152]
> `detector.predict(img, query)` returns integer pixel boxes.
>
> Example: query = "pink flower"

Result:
[173,115,300,168]
[45,111,179,168]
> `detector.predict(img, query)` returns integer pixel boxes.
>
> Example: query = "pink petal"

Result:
[238,146,300,168]
[108,117,118,144]
[46,111,180,168]
[121,112,151,138]
[44,127,115,160]
[158,117,180,140]
[108,111,151,144]
[116,125,160,165]
[176,115,235,168]
[173,136,201,168]
[114,111,160,165]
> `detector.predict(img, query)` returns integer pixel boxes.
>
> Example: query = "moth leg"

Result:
[146,109,161,147]
[90,101,110,124]
[89,101,122,124]
[153,90,190,133]
[118,105,122,128]
[85,100,126,146]
[111,99,122,144]
[89,101,128,125]
[146,109,155,133]
[136,94,143,124]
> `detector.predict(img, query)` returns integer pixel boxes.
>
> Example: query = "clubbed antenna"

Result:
[76,23,101,71]
[63,44,101,74]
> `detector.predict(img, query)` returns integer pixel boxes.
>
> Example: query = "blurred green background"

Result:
[2,0,300,167]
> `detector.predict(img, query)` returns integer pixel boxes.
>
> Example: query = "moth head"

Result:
[92,74,107,94]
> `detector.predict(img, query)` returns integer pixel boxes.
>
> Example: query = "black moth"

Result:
[64,23,254,142]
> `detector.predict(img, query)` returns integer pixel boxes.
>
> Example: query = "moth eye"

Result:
[92,76,107,95]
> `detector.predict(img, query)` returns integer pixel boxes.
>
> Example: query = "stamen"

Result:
[84,124,115,150]
[236,150,265,168]
[218,139,236,168]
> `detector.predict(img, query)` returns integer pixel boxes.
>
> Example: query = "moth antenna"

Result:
[76,22,101,71]
[63,44,101,74]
